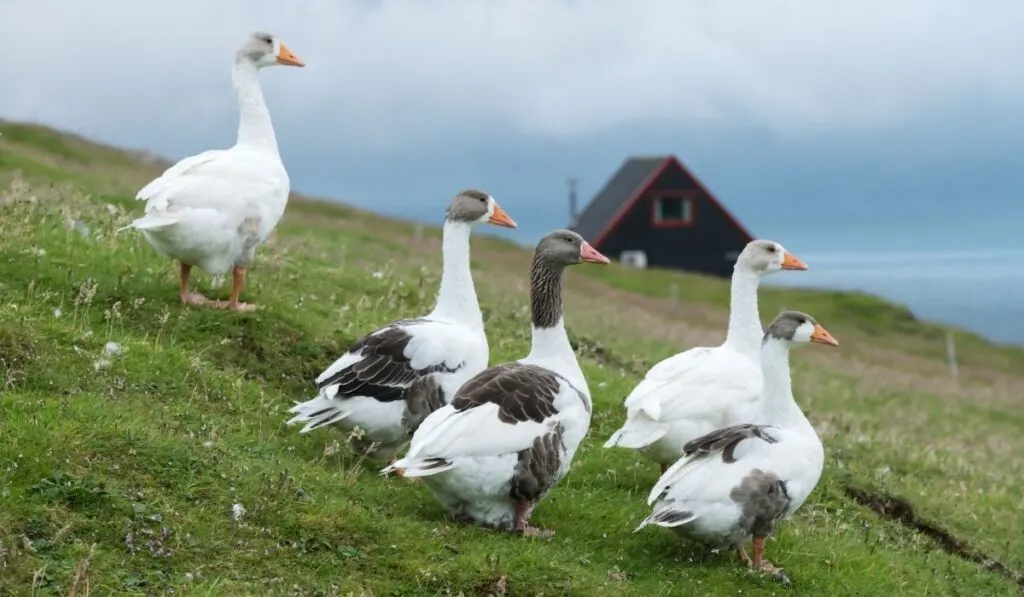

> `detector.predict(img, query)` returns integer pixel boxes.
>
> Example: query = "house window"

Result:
[652,193,695,227]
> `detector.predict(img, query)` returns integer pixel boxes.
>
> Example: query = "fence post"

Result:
[945,331,959,386]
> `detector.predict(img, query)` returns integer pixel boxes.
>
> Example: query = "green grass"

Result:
[2,122,1024,595]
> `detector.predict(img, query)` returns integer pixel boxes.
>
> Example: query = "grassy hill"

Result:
[1,120,1023,596]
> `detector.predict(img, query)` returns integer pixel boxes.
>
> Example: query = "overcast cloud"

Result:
[3,0,1022,151]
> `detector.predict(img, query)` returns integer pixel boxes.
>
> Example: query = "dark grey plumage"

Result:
[445,189,492,223]
[763,310,817,343]
[529,229,590,329]
[641,505,695,528]
[510,421,567,503]
[682,423,779,463]
[450,363,562,424]
[730,468,792,539]
[401,375,447,436]
[315,319,462,411]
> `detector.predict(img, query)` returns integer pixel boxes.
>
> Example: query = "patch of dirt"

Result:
[0,325,36,390]
[843,484,1024,588]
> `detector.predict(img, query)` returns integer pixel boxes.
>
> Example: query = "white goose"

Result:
[634,310,838,574]
[381,230,610,537]
[120,31,304,311]
[603,240,807,473]
[287,190,517,460]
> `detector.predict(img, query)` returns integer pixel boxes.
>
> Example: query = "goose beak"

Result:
[487,203,518,228]
[580,242,610,264]
[276,42,305,67]
[810,323,839,347]
[781,251,808,271]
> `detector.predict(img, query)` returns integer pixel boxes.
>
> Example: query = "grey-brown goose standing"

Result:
[286,190,517,460]
[382,229,609,537]
[634,311,838,575]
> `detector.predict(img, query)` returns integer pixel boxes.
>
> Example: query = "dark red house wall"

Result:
[596,163,752,278]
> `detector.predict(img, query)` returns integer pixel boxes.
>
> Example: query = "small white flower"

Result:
[103,342,123,356]
[53,308,63,318]
[232,503,246,521]
[92,358,111,371]
[68,219,90,238]
[371,271,384,279]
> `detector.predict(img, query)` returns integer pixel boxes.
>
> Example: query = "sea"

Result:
[765,249,1024,347]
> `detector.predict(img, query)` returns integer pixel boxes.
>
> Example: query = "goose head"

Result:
[765,310,839,347]
[237,31,305,68]
[735,239,807,276]
[535,229,610,267]
[445,189,518,228]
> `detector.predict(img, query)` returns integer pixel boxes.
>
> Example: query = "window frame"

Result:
[650,191,697,228]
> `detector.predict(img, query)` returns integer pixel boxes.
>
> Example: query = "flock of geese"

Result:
[121,31,841,577]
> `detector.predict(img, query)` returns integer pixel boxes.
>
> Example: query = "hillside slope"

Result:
[1,121,1023,596]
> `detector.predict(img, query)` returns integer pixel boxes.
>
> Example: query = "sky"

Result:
[2,1,1023,339]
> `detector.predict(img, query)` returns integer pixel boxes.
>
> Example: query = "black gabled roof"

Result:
[569,156,668,242]
[569,155,755,248]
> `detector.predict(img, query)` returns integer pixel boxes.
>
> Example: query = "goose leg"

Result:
[179,262,211,306]
[387,458,419,482]
[218,265,257,311]
[660,463,669,475]
[736,546,753,567]
[750,536,781,573]
[513,500,555,538]
[388,459,421,483]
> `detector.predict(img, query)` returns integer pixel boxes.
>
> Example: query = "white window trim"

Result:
[654,196,693,224]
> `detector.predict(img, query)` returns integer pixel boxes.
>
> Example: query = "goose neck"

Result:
[430,221,482,328]
[723,268,763,357]
[232,59,279,152]
[758,339,813,433]
[526,257,580,379]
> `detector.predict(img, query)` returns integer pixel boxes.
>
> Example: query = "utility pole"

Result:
[567,176,578,222]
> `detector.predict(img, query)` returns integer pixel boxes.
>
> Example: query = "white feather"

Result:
[290,319,488,448]
[604,346,762,460]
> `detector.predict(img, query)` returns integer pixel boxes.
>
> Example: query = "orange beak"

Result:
[810,323,839,347]
[276,42,305,67]
[487,202,518,228]
[781,251,808,271]
[580,241,610,264]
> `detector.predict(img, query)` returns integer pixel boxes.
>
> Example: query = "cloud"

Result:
[2,0,1023,154]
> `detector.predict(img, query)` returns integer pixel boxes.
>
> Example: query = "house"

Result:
[568,155,754,278]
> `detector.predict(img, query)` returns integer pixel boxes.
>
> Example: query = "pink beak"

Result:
[580,241,610,264]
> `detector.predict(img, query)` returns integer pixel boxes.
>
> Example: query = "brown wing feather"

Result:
[450,363,562,424]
